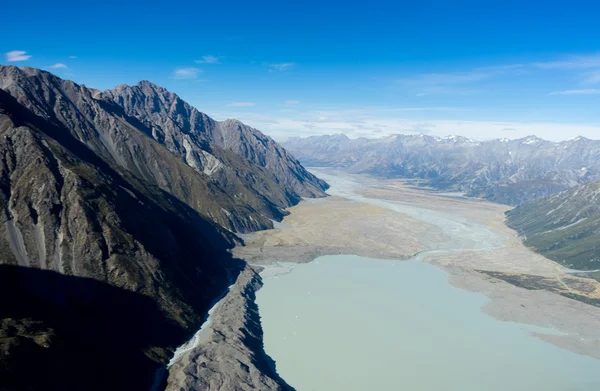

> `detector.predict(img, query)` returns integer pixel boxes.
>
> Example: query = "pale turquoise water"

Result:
[256,170,600,390]
[257,255,600,391]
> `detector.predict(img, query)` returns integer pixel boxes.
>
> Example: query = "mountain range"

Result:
[0,66,326,391]
[284,132,600,280]
[3,65,600,390]
[283,133,600,205]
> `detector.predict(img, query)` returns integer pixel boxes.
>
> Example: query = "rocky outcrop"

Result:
[105,81,328,216]
[166,266,295,391]
[283,134,600,205]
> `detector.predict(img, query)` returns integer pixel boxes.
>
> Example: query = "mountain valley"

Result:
[2,65,600,391]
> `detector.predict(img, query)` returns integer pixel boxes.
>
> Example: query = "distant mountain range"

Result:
[284,132,600,280]
[0,66,326,390]
[283,133,600,205]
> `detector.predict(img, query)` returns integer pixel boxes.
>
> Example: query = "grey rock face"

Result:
[0,66,328,233]
[283,134,600,205]
[0,87,234,390]
[104,81,328,210]
[0,66,324,390]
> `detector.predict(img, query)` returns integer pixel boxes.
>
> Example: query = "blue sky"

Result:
[3,0,600,141]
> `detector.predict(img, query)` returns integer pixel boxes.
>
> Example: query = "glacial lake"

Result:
[257,255,600,391]
[256,170,600,390]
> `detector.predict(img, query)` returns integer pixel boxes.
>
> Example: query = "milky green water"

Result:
[257,255,600,391]
[256,170,600,390]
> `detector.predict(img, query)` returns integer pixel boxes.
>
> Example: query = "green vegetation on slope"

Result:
[506,180,600,281]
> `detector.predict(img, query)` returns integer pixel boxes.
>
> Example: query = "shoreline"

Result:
[256,248,600,360]
[236,169,600,360]
[167,169,600,390]
[165,265,294,391]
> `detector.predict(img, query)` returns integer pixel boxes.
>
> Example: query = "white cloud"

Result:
[284,100,300,105]
[172,67,203,79]
[68,56,77,59]
[226,102,256,107]
[268,63,294,72]
[398,71,489,95]
[405,72,489,85]
[395,57,600,96]
[5,50,31,62]
[212,107,600,142]
[530,53,600,88]
[391,107,464,112]
[49,63,67,69]
[583,70,600,84]
[535,54,600,69]
[195,55,221,64]
[475,63,525,72]
[549,89,600,95]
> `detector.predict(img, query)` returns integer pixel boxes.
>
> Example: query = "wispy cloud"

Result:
[533,53,600,90]
[549,89,600,95]
[404,72,489,85]
[391,107,464,112]
[49,63,67,69]
[195,55,221,64]
[475,63,525,72]
[226,102,256,107]
[268,63,294,72]
[172,67,203,79]
[397,57,600,96]
[535,54,600,69]
[284,100,300,105]
[398,71,489,95]
[5,50,31,62]
[583,70,600,84]
[227,113,600,142]
[68,56,77,59]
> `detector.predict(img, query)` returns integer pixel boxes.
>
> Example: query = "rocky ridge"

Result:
[0,66,324,391]
[166,266,295,391]
[0,66,328,233]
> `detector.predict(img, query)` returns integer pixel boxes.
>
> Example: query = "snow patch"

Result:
[523,136,540,145]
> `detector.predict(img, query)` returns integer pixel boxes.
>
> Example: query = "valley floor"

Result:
[167,169,600,390]
[234,168,600,360]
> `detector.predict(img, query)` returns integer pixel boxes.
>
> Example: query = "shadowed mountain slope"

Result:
[0,87,238,390]
[0,67,324,390]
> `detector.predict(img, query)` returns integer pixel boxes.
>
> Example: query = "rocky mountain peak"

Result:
[0,66,328,390]
[520,135,544,145]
